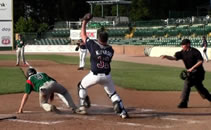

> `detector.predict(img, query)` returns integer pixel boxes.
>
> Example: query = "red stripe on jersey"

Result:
[26,80,34,88]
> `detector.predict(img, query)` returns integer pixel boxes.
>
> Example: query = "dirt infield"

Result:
[1,54,211,130]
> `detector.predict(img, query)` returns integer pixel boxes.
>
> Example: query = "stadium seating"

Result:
[23,16,211,47]
[34,38,70,45]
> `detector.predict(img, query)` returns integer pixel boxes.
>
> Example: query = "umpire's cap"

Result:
[180,39,191,45]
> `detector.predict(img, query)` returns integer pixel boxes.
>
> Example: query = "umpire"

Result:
[161,39,211,108]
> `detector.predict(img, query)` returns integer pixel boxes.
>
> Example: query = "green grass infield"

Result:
[1,54,211,94]
[0,67,26,94]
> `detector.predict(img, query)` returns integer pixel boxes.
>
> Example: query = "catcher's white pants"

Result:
[202,47,208,62]
[16,47,26,65]
[79,49,87,68]
[79,71,122,105]
[39,81,76,112]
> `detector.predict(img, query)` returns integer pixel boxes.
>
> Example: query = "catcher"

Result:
[17,68,77,114]
[161,39,211,108]
[76,13,129,119]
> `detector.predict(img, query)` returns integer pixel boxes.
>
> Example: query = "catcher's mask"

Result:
[27,68,37,78]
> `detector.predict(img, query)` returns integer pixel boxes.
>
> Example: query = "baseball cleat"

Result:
[77,67,84,70]
[120,111,129,119]
[75,107,87,115]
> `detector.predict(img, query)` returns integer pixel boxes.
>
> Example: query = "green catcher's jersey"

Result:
[16,39,24,48]
[25,72,56,94]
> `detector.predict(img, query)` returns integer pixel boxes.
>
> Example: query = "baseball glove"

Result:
[180,69,197,80]
[81,13,93,22]
[180,70,188,80]
[75,46,79,51]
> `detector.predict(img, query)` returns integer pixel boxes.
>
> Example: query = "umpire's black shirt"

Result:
[175,47,205,80]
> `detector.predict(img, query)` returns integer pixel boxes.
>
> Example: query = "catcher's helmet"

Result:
[26,68,37,78]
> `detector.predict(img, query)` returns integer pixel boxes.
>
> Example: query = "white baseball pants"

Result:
[79,71,122,104]
[16,47,26,65]
[79,49,87,68]
[39,81,77,111]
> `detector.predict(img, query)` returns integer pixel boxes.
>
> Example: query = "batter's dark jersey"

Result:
[85,38,114,74]
[174,47,205,80]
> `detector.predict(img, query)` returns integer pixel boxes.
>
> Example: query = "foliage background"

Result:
[13,0,210,33]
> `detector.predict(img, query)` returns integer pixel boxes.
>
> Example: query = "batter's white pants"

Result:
[79,49,87,68]
[16,47,26,65]
[79,71,122,105]
[39,81,77,112]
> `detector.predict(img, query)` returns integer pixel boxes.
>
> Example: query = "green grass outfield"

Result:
[1,54,211,94]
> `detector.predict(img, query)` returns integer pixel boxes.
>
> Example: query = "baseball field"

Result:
[1,51,211,130]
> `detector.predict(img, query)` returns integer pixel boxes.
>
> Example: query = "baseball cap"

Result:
[180,39,191,45]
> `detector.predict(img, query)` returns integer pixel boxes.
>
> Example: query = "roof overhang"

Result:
[87,0,132,5]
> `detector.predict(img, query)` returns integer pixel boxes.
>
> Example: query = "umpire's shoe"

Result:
[177,102,188,108]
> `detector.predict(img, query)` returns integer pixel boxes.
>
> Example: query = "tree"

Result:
[111,5,129,17]
[130,0,151,21]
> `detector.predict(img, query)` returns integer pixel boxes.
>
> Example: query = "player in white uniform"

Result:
[16,34,27,66]
[76,39,88,70]
[76,13,129,119]
[201,36,208,62]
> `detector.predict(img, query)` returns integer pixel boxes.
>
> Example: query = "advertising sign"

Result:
[70,29,97,40]
[0,0,12,20]
[0,0,13,47]
[0,22,13,47]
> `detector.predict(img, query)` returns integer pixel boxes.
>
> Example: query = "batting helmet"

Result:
[26,68,37,78]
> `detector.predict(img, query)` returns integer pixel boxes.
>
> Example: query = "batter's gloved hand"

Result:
[81,13,93,22]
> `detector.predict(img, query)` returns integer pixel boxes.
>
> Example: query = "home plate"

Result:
[0,114,17,120]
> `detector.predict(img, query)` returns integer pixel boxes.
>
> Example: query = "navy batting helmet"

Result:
[26,68,37,78]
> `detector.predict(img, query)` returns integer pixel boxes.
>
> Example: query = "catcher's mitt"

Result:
[180,70,188,80]
[75,46,79,51]
[81,13,93,22]
[180,69,197,80]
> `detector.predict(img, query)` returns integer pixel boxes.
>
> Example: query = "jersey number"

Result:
[97,56,109,69]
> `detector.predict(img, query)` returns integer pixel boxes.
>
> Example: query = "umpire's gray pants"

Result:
[181,79,211,103]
